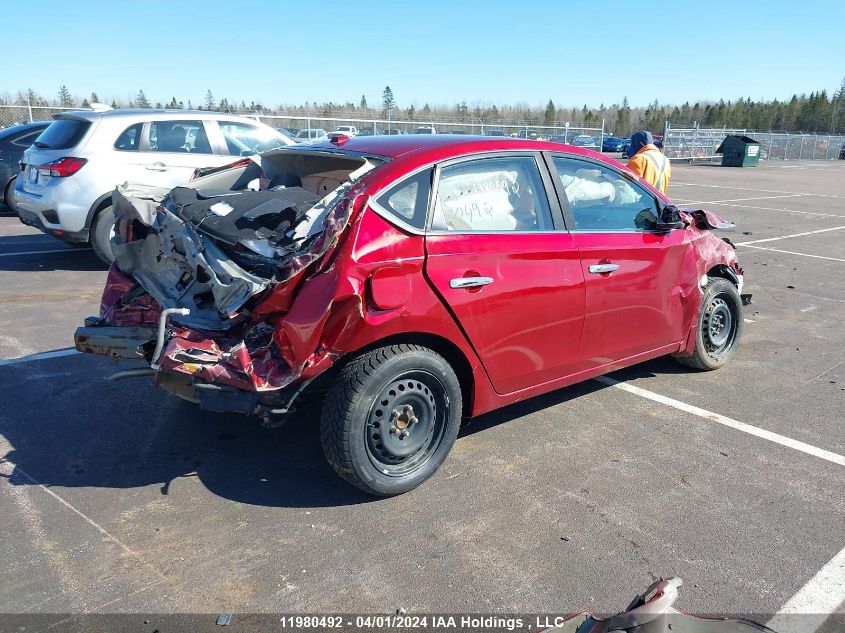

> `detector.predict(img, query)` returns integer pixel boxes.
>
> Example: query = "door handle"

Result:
[588,263,620,274]
[450,276,494,289]
[145,163,168,171]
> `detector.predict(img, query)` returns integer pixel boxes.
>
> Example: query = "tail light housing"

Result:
[38,157,87,178]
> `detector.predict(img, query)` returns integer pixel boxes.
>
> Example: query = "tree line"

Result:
[3,78,845,135]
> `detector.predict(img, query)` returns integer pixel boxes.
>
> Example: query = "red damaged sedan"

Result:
[75,135,745,496]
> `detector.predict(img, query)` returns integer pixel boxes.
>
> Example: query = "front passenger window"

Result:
[552,157,659,231]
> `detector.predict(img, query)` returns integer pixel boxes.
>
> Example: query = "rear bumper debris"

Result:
[74,325,156,360]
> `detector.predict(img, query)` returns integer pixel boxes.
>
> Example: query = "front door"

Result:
[548,155,688,365]
[424,153,587,395]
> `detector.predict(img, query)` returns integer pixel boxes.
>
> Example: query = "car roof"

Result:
[306,134,607,160]
[53,109,269,123]
[0,121,50,138]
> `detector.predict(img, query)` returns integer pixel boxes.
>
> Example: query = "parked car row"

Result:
[12,107,293,261]
[1,121,50,212]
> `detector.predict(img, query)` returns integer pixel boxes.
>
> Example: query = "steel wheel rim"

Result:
[702,294,737,357]
[365,370,449,477]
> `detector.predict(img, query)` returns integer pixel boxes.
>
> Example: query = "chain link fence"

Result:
[0,105,94,129]
[258,114,606,147]
[663,124,845,161]
[1,105,609,149]
[6,105,841,161]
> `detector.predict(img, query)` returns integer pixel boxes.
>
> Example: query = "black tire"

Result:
[4,177,18,214]
[675,277,743,371]
[90,205,116,264]
[320,344,462,496]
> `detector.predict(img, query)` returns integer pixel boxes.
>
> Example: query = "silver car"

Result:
[293,128,329,143]
[14,108,292,262]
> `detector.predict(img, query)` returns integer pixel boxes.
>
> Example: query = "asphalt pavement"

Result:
[0,160,843,630]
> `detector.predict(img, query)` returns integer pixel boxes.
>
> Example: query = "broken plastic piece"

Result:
[215,612,232,626]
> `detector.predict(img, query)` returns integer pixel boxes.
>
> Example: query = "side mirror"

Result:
[655,205,686,231]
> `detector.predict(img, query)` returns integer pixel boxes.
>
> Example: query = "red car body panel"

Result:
[91,136,740,419]
[425,231,587,394]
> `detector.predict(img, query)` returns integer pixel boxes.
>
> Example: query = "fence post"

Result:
[768,134,773,161]
[798,135,804,160]
[600,118,605,153]
[564,122,569,143]
[27,99,33,124]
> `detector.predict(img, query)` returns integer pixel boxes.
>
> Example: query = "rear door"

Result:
[424,152,588,395]
[547,154,688,364]
[132,119,232,186]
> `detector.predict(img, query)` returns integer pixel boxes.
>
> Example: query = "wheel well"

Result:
[707,264,739,288]
[86,193,113,229]
[3,177,14,204]
[354,333,475,417]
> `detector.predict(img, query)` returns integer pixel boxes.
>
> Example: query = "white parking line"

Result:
[675,200,845,219]
[766,545,845,633]
[735,225,845,246]
[674,194,806,205]
[741,245,845,263]
[594,376,845,467]
[0,348,80,366]
[672,182,843,199]
[0,247,92,257]
[0,441,169,583]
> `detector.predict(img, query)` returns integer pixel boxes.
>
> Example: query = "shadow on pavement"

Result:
[0,235,104,272]
[0,353,697,508]
[0,355,373,508]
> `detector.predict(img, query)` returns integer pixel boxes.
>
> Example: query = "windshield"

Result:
[219,122,290,154]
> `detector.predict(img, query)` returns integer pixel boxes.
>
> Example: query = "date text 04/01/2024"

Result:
[277,615,538,630]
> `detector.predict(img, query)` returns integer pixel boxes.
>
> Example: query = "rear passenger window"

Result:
[374,168,432,230]
[11,131,42,148]
[552,157,659,231]
[432,156,553,231]
[114,123,142,151]
[149,120,212,154]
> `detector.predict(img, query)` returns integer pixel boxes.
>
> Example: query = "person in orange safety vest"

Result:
[626,130,671,193]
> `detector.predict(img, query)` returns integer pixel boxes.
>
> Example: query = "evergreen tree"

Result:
[544,99,556,126]
[204,90,215,111]
[615,97,630,135]
[382,86,396,118]
[58,85,74,107]
[136,90,151,108]
[360,94,368,110]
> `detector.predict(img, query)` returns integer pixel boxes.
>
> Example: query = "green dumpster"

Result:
[716,135,761,167]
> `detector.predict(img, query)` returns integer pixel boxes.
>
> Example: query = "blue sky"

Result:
[2,0,843,109]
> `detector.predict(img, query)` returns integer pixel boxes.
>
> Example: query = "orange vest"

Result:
[627,144,671,193]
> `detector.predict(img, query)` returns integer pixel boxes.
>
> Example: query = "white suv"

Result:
[14,109,293,262]
[331,125,358,137]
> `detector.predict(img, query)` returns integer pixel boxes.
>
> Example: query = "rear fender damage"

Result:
[85,166,375,420]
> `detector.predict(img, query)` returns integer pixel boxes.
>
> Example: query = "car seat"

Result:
[156,125,187,152]
[191,128,212,153]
